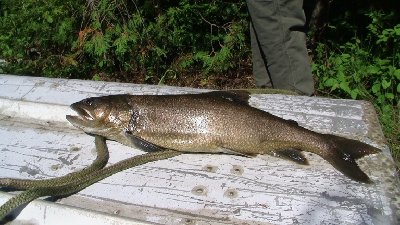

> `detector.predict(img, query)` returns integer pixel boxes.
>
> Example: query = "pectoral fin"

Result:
[124,131,167,152]
[269,149,309,165]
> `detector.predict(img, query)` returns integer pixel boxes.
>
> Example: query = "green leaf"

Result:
[114,34,128,56]
[337,70,346,81]
[340,53,351,62]
[92,32,109,57]
[385,93,394,100]
[324,78,337,87]
[395,25,400,35]
[367,65,380,75]
[339,81,351,94]
[350,89,358,99]
[394,69,400,80]
[377,59,390,66]
[334,57,343,65]
[377,95,385,104]
[381,79,391,89]
[44,11,53,23]
[372,83,381,94]
[397,83,400,93]
[92,74,101,81]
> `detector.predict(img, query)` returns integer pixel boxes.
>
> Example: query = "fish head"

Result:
[66,96,129,136]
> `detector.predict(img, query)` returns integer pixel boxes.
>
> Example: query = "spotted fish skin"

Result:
[66,91,381,183]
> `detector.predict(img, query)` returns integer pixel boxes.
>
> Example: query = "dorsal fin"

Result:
[286,119,299,126]
[204,90,251,105]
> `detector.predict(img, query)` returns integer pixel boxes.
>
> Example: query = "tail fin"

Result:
[322,134,381,183]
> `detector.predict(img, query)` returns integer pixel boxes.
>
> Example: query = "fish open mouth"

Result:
[66,104,95,125]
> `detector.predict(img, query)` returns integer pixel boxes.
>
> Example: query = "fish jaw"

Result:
[66,103,107,134]
[70,103,96,121]
[66,114,94,130]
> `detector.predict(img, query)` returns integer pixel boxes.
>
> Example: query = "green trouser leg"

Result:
[247,0,315,95]
[250,21,272,88]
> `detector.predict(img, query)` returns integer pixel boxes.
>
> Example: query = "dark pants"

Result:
[247,0,314,95]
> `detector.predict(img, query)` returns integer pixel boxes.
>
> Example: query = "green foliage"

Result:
[0,0,249,82]
[312,7,400,163]
[0,0,84,78]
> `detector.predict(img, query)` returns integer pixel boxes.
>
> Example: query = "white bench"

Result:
[0,74,399,224]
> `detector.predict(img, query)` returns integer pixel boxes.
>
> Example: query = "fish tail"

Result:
[321,134,381,183]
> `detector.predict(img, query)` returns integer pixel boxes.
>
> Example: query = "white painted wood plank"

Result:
[0,74,399,224]
[0,192,151,225]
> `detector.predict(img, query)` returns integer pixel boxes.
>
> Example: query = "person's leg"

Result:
[250,22,272,88]
[246,0,314,95]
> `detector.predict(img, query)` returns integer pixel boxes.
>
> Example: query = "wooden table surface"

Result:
[0,74,399,225]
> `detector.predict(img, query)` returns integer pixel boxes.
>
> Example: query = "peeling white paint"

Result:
[0,74,399,225]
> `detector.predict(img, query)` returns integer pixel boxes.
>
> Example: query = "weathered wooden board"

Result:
[0,74,399,225]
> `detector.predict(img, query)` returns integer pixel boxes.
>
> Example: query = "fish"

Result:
[66,91,381,183]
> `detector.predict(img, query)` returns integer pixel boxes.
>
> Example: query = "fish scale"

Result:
[66,91,381,183]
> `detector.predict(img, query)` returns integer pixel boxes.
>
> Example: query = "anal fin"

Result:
[268,149,309,165]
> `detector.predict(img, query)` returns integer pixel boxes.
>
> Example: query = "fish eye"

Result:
[83,98,103,107]
[83,99,94,106]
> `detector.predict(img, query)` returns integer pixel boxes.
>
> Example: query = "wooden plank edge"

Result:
[0,192,153,225]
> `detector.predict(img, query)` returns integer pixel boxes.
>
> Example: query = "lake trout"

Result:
[66,91,380,183]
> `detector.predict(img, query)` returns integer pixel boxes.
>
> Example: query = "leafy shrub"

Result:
[0,0,84,77]
[0,0,249,83]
